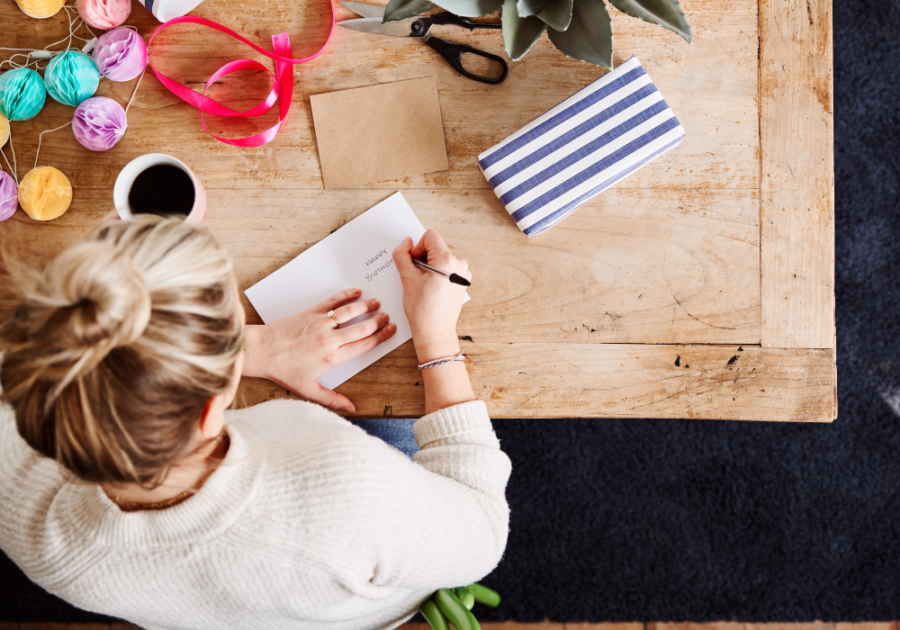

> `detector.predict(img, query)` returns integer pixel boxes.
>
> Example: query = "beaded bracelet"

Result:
[417,351,465,370]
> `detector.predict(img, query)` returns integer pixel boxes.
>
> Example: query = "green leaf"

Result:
[503,0,547,60]
[383,0,438,21]
[433,0,504,17]
[536,0,573,31]
[607,0,691,42]
[547,0,612,68]
[517,0,546,17]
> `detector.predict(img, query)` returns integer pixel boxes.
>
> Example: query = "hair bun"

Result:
[39,241,151,354]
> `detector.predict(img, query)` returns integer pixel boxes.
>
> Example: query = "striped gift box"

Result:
[477,56,685,237]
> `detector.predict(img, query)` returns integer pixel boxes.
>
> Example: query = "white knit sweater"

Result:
[0,396,511,630]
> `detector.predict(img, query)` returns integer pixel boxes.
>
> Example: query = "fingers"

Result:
[408,233,428,260]
[392,236,417,276]
[410,229,465,272]
[336,319,398,364]
[423,229,449,259]
[332,298,380,326]
[301,382,356,414]
[317,288,362,313]
[338,311,390,344]
[409,229,447,261]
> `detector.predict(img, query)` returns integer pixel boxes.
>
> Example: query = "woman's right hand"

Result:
[393,230,471,363]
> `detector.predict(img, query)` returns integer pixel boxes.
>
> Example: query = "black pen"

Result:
[412,259,471,286]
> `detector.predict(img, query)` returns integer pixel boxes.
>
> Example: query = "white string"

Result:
[0,51,47,71]
[125,68,146,113]
[33,122,73,170]
[0,2,96,70]
[61,4,99,41]
[0,126,19,186]
[0,0,141,184]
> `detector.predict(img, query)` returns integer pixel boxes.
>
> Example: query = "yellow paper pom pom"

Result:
[0,115,8,149]
[15,0,66,18]
[19,166,73,221]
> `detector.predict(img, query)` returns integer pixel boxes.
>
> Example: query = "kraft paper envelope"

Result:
[310,77,450,189]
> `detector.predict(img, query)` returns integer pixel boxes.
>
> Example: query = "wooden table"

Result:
[0,0,834,420]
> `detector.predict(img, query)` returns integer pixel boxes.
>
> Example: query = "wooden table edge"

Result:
[240,343,837,422]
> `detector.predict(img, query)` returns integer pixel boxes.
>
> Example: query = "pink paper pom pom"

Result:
[73,96,127,152]
[93,27,148,83]
[76,0,130,29]
[0,171,18,221]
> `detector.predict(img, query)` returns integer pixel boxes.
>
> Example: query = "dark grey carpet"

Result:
[2,0,898,621]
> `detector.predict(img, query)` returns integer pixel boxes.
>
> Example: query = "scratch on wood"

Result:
[383,405,393,415]
[672,295,739,330]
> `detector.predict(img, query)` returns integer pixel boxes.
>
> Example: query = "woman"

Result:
[0,215,511,630]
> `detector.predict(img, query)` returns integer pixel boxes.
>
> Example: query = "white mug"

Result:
[113,153,206,224]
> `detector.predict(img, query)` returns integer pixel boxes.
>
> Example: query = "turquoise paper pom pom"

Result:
[44,50,100,107]
[0,68,47,121]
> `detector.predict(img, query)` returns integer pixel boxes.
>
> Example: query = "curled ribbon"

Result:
[147,9,335,147]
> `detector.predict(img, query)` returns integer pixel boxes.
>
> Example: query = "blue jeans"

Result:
[347,418,419,459]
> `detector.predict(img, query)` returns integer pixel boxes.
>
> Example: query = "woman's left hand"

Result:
[241,288,397,413]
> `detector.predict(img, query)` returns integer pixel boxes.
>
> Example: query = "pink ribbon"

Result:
[147,10,335,147]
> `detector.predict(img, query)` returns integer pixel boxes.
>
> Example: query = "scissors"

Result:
[338,1,509,85]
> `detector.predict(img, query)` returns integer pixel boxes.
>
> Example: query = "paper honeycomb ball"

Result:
[93,27,148,82]
[73,97,127,151]
[0,115,8,148]
[44,50,100,107]
[14,0,66,18]
[76,0,131,29]
[18,166,73,221]
[0,68,47,121]
[0,171,17,221]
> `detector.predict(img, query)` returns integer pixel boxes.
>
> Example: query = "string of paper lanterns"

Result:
[0,68,47,121]
[73,96,127,151]
[94,27,147,81]
[15,0,67,19]
[0,118,15,221]
[0,0,148,222]
[76,0,131,30]
[44,49,100,106]
[18,165,73,220]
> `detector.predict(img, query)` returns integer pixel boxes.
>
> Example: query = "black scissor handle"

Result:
[429,11,503,29]
[425,36,509,84]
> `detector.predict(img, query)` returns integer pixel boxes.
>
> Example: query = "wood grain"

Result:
[399,623,566,630]
[0,0,758,192]
[0,187,760,344]
[759,0,834,349]
[566,624,643,630]
[240,342,836,420]
[0,0,837,420]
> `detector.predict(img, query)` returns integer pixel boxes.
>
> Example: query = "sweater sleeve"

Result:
[319,400,511,594]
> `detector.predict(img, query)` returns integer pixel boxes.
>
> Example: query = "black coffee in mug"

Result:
[128,164,195,217]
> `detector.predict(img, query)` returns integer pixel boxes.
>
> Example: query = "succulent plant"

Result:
[382,0,691,68]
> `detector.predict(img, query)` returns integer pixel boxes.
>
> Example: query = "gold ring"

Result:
[327,310,339,326]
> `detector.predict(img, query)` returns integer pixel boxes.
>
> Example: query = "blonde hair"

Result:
[0,215,244,487]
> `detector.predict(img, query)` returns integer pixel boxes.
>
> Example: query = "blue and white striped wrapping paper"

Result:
[477,56,685,237]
